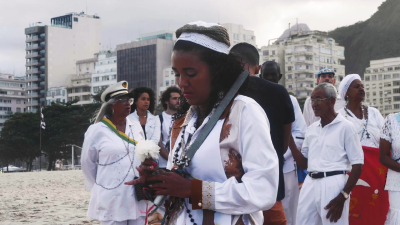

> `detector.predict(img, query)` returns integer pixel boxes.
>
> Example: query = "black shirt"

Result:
[242,76,295,201]
[141,125,147,139]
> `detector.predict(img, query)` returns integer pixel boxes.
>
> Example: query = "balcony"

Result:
[26,85,40,91]
[26,68,40,74]
[39,81,45,87]
[25,60,42,67]
[66,82,91,88]
[26,35,42,43]
[0,111,13,115]
[26,100,39,106]
[293,51,314,56]
[294,69,314,74]
[26,52,40,59]
[26,75,41,82]
[26,109,38,113]
[72,73,92,81]
[26,44,42,51]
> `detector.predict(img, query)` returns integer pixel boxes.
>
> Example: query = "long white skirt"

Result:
[385,191,400,225]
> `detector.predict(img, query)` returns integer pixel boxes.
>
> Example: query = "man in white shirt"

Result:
[158,86,181,168]
[262,61,307,225]
[303,69,346,127]
[290,83,364,225]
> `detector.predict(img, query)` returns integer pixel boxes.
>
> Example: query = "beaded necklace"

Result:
[345,104,370,140]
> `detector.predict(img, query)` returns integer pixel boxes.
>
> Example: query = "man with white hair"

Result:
[303,69,346,127]
[290,83,364,225]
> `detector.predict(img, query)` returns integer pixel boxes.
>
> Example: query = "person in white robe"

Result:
[81,81,148,225]
[337,74,384,147]
[126,21,279,225]
[303,69,346,127]
[380,112,400,225]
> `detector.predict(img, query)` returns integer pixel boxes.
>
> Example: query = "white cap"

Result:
[100,80,129,102]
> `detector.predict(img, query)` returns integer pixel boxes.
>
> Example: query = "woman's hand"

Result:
[125,158,158,185]
[147,172,192,198]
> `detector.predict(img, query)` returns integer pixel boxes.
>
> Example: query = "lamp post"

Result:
[66,144,82,170]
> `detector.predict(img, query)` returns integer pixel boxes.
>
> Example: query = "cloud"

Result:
[0,0,385,74]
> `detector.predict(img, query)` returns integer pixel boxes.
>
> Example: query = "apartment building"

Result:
[92,50,117,94]
[0,74,26,133]
[221,23,257,47]
[260,25,345,98]
[25,12,101,112]
[158,67,178,96]
[364,57,400,116]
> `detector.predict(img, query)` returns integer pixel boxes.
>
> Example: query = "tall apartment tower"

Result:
[116,31,174,98]
[0,73,26,134]
[221,23,257,47]
[260,24,345,98]
[364,57,400,117]
[24,12,101,112]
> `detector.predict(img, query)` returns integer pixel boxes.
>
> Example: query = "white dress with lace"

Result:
[381,113,400,225]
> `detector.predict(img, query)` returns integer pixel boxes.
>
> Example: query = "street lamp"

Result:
[66,144,82,170]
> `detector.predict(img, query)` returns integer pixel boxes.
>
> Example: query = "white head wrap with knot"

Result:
[338,74,362,101]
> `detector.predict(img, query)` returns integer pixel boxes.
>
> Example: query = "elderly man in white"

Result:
[290,83,364,225]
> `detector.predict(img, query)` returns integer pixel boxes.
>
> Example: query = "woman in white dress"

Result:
[127,87,160,145]
[380,112,400,225]
[338,74,384,147]
[81,81,148,225]
[127,21,279,225]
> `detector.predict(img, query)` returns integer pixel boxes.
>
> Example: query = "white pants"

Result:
[100,216,146,225]
[385,191,400,225]
[282,170,299,225]
[297,174,349,225]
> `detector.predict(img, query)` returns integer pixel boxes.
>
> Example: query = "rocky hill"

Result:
[328,0,400,77]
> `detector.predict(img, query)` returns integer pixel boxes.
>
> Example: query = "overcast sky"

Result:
[0,0,385,76]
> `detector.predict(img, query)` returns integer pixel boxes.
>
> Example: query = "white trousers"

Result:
[296,174,349,225]
[385,190,400,225]
[100,216,146,225]
[282,170,299,225]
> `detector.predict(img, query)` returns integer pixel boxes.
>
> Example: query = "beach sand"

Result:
[0,170,99,225]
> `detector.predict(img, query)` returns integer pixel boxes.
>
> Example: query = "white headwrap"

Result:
[176,21,229,55]
[338,74,362,101]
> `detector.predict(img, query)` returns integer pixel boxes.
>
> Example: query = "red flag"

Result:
[349,146,389,225]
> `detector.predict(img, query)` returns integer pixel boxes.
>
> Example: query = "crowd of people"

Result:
[80,21,400,225]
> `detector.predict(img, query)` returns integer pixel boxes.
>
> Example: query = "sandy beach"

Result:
[0,170,99,225]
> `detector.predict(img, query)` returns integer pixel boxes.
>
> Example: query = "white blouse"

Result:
[81,118,149,221]
[338,106,384,148]
[381,113,400,191]
[166,95,279,225]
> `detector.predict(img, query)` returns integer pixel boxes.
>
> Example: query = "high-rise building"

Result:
[25,12,101,112]
[364,57,400,116]
[159,67,177,96]
[116,38,174,98]
[0,73,26,134]
[92,50,117,95]
[221,23,257,47]
[260,24,345,98]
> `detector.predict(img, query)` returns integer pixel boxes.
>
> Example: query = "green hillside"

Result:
[328,0,400,77]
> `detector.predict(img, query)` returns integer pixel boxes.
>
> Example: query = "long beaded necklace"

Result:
[95,124,136,190]
[345,104,370,140]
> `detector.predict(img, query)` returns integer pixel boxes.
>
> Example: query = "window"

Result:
[372,75,377,81]
[288,85,292,89]
[384,74,391,79]
[337,51,344,56]
[394,74,400,78]
[388,67,393,71]
[74,17,78,22]
[243,34,246,40]
[111,75,117,80]
[94,77,100,82]
[378,74,382,80]
[171,80,175,85]
[17,100,21,104]
[314,57,319,62]
[373,92,376,96]
[288,57,291,62]
[166,80,169,86]
[385,105,392,110]
[102,76,109,81]
[93,87,99,93]
[394,96,400,102]
[394,88,400,94]
[3,99,11,103]
[394,81,400,86]
[365,76,370,81]
[272,50,276,55]
[16,108,21,112]
[263,50,269,56]
[288,66,292,71]
[288,74,292,79]
[394,104,400,109]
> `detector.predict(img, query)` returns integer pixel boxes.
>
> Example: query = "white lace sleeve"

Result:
[381,115,392,143]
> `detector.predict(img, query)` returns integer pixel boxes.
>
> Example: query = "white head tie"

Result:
[177,32,229,54]
[338,74,362,101]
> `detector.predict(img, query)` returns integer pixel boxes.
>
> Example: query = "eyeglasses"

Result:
[116,98,134,105]
[310,98,330,104]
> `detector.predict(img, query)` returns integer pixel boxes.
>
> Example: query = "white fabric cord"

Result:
[177,32,229,54]
[338,74,362,101]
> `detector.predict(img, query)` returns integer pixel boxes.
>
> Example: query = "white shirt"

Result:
[338,107,384,148]
[127,110,161,144]
[381,113,400,191]
[303,96,346,127]
[166,95,279,225]
[81,118,149,221]
[159,111,173,168]
[301,113,364,172]
[283,96,307,173]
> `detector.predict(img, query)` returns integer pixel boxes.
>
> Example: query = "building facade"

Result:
[0,74,26,134]
[116,38,174,98]
[25,12,101,112]
[221,23,257,47]
[364,57,400,116]
[92,50,117,94]
[158,67,177,97]
[46,86,67,105]
[261,28,345,98]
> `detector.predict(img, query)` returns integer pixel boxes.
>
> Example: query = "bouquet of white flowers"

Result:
[135,140,160,162]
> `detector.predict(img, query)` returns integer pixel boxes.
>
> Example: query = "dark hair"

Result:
[230,42,260,66]
[160,86,182,110]
[261,61,281,77]
[130,87,156,114]
[173,40,245,117]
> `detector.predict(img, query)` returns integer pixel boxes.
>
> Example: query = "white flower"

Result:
[135,140,160,162]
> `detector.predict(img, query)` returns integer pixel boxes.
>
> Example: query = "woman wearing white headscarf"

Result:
[380,112,400,225]
[338,74,384,147]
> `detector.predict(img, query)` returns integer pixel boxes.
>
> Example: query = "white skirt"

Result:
[385,191,400,225]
